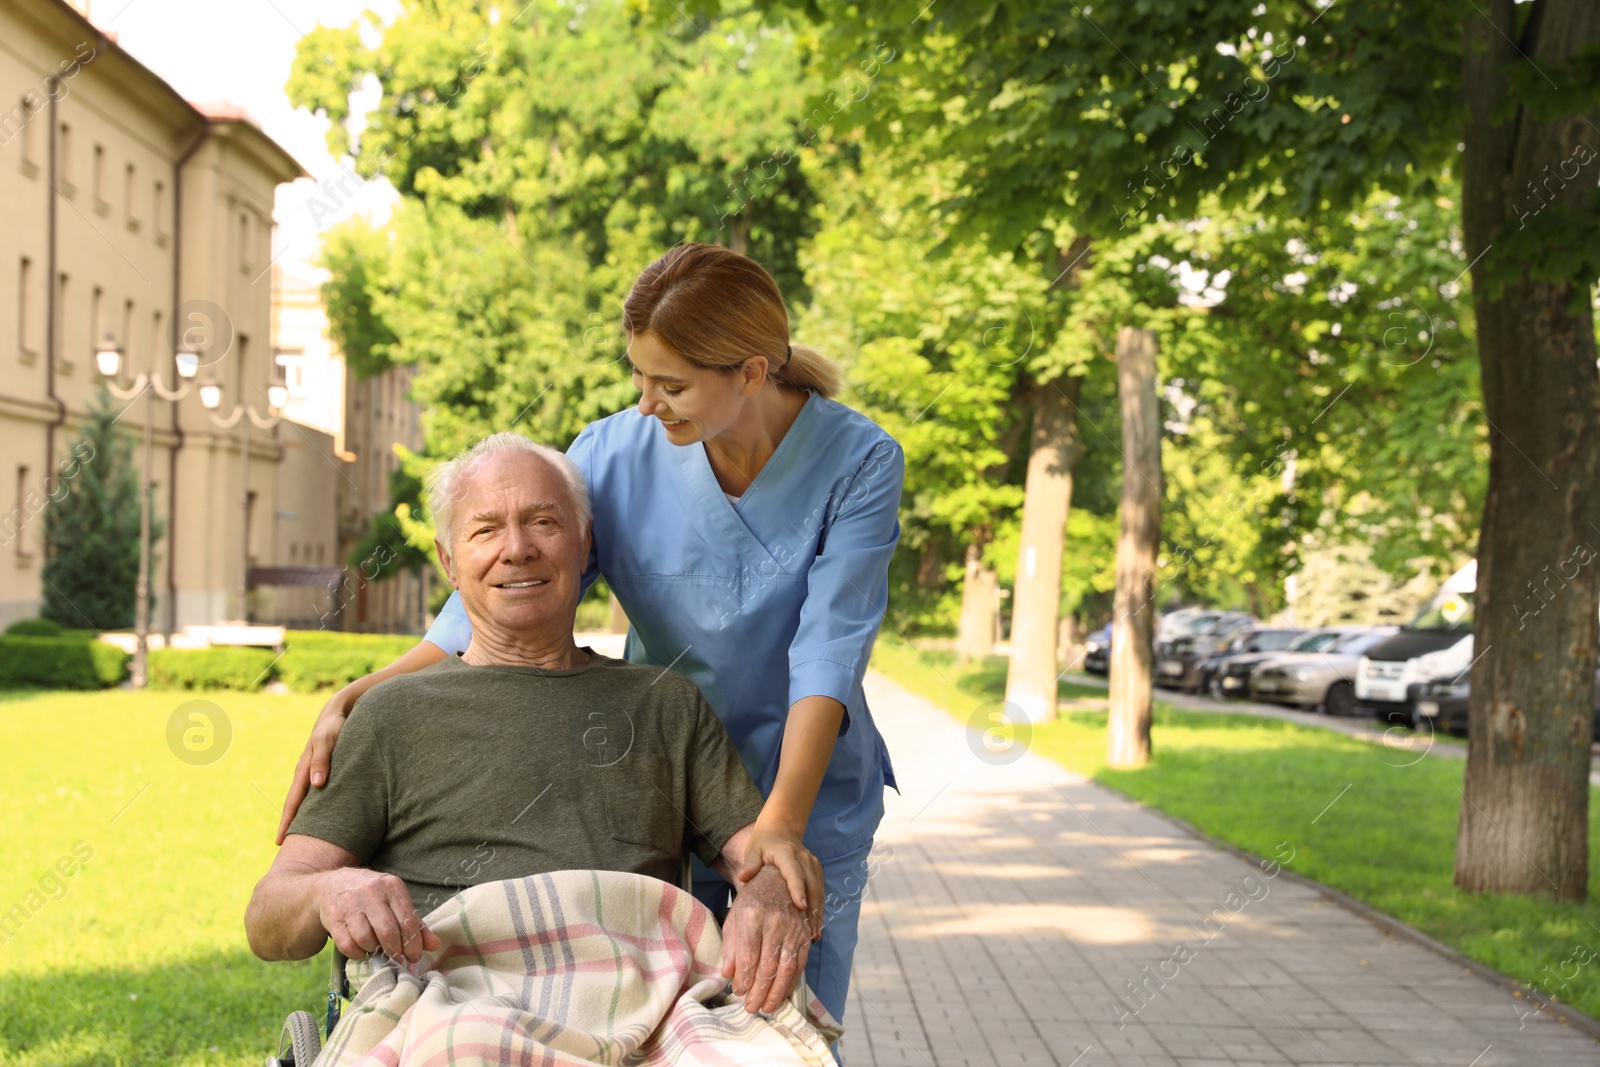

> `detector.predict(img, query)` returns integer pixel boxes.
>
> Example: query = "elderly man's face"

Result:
[437,451,590,644]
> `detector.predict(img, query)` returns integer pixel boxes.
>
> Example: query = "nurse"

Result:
[277,243,904,1034]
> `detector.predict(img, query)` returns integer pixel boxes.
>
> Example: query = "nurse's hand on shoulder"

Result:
[275,689,356,845]
[737,824,825,942]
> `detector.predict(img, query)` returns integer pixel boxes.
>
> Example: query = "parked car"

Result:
[1081,619,1166,676]
[1155,610,1232,658]
[1408,663,1600,736]
[1082,623,1112,675]
[1211,628,1348,699]
[1356,562,1476,721]
[1195,628,1302,698]
[1248,628,1399,714]
[1155,612,1256,691]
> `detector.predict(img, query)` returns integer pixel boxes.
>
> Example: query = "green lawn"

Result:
[0,688,333,1066]
[871,638,1600,1023]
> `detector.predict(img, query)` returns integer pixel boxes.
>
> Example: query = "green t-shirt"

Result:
[288,649,764,916]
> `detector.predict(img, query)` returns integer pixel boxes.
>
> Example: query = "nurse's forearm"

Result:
[758,695,845,836]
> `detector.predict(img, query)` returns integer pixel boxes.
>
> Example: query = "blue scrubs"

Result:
[424,391,903,1030]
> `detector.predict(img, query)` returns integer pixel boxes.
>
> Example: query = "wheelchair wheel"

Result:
[273,1009,321,1066]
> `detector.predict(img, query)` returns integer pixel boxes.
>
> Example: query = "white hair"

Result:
[425,432,592,553]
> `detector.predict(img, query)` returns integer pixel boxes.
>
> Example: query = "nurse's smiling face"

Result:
[437,450,591,652]
[628,331,762,445]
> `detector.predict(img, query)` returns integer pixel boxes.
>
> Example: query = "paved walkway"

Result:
[838,668,1600,1067]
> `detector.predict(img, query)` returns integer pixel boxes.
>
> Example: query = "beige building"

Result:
[0,0,349,634]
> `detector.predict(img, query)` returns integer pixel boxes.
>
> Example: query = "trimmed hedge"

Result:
[283,629,415,658]
[5,618,64,638]
[147,647,278,691]
[108,631,422,693]
[277,649,385,692]
[276,630,417,692]
[0,636,128,689]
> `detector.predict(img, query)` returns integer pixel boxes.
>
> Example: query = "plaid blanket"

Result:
[315,870,842,1066]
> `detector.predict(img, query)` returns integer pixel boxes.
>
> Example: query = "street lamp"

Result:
[97,334,202,687]
[199,379,286,623]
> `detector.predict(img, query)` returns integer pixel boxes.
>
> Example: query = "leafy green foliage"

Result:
[345,464,432,580]
[290,0,833,523]
[41,387,161,631]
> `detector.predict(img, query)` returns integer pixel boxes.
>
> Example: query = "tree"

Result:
[1107,327,1162,767]
[290,0,827,464]
[795,139,1039,636]
[1455,2,1600,900]
[765,0,1596,898]
[41,388,157,630]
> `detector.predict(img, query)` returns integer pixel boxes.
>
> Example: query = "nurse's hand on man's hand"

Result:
[736,826,825,941]
[276,690,356,845]
[721,864,812,1014]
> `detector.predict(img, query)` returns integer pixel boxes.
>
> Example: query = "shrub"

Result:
[282,630,416,658]
[277,649,382,693]
[5,618,64,638]
[147,647,277,691]
[0,636,127,689]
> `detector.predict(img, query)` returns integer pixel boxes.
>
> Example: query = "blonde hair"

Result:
[426,432,591,553]
[622,243,842,398]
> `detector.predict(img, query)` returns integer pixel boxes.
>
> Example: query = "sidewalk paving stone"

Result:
[836,668,1600,1067]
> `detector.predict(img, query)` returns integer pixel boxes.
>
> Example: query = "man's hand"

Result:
[735,824,824,941]
[313,867,441,964]
[720,864,812,1014]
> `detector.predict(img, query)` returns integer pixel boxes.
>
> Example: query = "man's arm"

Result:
[245,834,439,964]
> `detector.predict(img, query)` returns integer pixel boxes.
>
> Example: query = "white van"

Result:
[1354,561,1476,720]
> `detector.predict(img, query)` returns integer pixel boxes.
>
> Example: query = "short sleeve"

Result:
[788,438,905,719]
[287,700,391,861]
[682,688,765,866]
[422,591,472,654]
[565,422,602,599]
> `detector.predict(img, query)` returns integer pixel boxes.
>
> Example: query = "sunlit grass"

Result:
[0,688,332,1065]
[872,637,1600,1023]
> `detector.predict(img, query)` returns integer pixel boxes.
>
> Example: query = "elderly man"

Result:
[245,434,815,1015]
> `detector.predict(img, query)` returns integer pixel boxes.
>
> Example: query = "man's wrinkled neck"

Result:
[460,620,590,671]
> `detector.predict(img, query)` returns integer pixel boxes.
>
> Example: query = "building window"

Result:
[92,143,105,207]
[58,123,71,188]
[18,257,34,355]
[153,180,165,239]
[246,489,258,565]
[13,466,29,558]
[124,163,138,227]
[56,273,69,362]
[122,299,134,365]
[238,211,251,273]
[90,286,102,352]
[17,94,39,168]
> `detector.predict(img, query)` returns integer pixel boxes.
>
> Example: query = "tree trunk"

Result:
[1003,374,1084,722]
[1058,613,1080,666]
[1455,0,1600,901]
[956,542,1000,666]
[1107,327,1162,768]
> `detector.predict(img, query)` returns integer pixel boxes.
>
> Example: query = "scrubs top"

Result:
[424,391,904,861]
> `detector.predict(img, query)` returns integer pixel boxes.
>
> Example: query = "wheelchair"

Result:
[265,948,349,1067]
